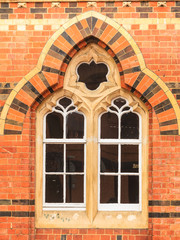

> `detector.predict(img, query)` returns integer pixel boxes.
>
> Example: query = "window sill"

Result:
[36,208,148,229]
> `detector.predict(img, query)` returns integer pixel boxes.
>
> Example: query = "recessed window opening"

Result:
[77,60,108,90]
[43,97,86,210]
[98,97,141,211]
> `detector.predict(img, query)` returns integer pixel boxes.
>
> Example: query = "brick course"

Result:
[0,1,180,240]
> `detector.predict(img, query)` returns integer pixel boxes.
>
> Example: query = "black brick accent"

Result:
[171,200,180,206]
[11,98,29,114]
[30,8,47,14]
[117,236,122,240]
[131,72,145,92]
[171,7,180,12]
[159,119,177,127]
[61,32,76,46]
[61,236,66,240]
[140,13,148,18]
[172,89,180,94]
[170,212,180,218]
[141,1,149,6]
[0,89,11,94]
[123,66,141,75]
[160,130,179,135]
[101,7,117,13]
[38,72,54,93]
[154,99,173,115]
[69,2,77,7]
[136,7,152,12]
[108,32,122,45]
[1,3,9,8]
[65,8,82,13]
[149,200,170,206]
[5,119,23,127]
[0,9,13,14]
[42,66,60,75]
[4,129,22,135]
[149,212,170,218]
[0,211,11,217]
[1,14,8,19]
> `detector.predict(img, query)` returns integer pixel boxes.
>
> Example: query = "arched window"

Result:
[36,44,148,229]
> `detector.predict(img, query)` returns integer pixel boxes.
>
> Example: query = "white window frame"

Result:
[43,98,86,211]
[98,97,142,211]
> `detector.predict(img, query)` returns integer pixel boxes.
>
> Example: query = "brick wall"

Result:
[0,1,180,240]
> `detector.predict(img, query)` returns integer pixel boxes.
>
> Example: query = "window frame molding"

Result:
[35,44,149,229]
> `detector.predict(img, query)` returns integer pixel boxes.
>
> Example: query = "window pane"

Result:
[121,176,139,203]
[121,112,139,139]
[121,145,139,173]
[114,98,126,109]
[77,61,108,90]
[45,175,63,203]
[101,112,118,139]
[66,175,84,203]
[46,144,64,172]
[59,97,72,108]
[100,175,118,203]
[66,113,84,138]
[66,144,84,172]
[101,145,118,173]
[46,112,63,138]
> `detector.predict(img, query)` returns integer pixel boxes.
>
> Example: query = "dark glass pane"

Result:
[121,145,139,173]
[66,175,84,203]
[101,112,118,139]
[100,175,118,203]
[46,112,63,138]
[45,175,63,203]
[101,145,118,173]
[59,97,72,108]
[77,61,108,90]
[66,112,84,138]
[46,144,64,172]
[114,98,126,109]
[121,176,139,203]
[66,144,84,172]
[121,112,139,139]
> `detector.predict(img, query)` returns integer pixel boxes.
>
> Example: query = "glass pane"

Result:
[66,112,84,138]
[46,144,64,172]
[59,97,72,109]
[100,175,118,203]
[121,145,139,173]
[121,176,139,203]
[66,175,84,203]
[101,112,118,139]
[121,112,139,139]
[45,175,63,203]
[77,61,108,90]
[66,144,84,172]
[114,98,126,109]
[46,112,63,138]
[101,145,118,173]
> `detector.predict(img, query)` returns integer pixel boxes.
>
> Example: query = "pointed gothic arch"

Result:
[0,11,179,135]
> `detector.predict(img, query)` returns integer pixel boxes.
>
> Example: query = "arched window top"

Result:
[100,97,140,140]
[45,97,85,139]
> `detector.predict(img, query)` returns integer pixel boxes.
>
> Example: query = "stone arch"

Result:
[0,11,179,135]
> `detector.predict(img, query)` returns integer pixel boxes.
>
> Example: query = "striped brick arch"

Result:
[0,11,179,136]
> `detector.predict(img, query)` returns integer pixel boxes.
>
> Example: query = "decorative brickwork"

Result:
[0,2,180,240]
[0,11,179,136]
